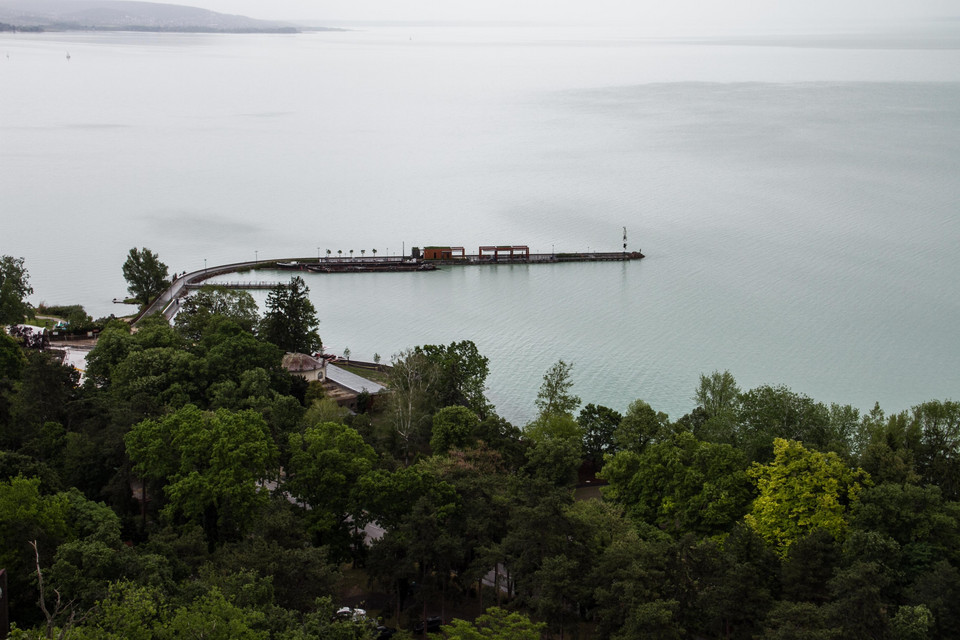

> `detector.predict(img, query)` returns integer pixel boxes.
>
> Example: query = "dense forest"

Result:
[2,253,959,639]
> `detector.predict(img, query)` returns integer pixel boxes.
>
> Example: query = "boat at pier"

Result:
[306,261,437,274]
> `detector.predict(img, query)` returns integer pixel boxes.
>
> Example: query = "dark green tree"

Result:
[613,399,671,453]
[601,431,752,536]
[850,481,960,579]
[0,255,33,325]
[780,528,842,604]
[760,601,840,640]
[125,404,278,546]
[735,385,839,462]
[905,560,960,639]
[122,247,169,307]
[360,464,460,623]
[430,405,481,454]
[258,276,321,354]
[285,422,376,558]
[911,400,960,500]
[578,403,623,469]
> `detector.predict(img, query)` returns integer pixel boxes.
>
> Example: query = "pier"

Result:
[184,280,292,290]
[133,243,644,327]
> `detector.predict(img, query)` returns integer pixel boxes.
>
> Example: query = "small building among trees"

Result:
[282,352,326,382]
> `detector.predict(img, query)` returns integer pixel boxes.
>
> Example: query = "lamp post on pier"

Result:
[204,258,207,274]
[255,250,258,264]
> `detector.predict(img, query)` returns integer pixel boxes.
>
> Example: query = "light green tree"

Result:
[745,438,869,555]
[534,359,580,418]
[437,606,545,639]
[388,348,439,463]
[694,369,740,415]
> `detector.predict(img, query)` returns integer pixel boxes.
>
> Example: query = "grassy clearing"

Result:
[334,363,391,386]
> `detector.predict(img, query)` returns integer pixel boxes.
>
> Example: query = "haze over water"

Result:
[2,23,959,424]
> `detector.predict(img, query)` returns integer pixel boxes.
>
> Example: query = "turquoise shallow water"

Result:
[2,26,960,423]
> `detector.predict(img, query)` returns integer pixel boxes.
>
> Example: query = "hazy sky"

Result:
[145,0,958,29]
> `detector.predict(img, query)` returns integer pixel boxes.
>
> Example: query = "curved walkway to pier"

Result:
[134,249,644,327]
[134,259,265,326]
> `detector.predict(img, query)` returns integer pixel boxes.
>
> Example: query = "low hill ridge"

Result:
[0,0,299,32]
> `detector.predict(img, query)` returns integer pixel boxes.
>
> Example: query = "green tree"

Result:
[258,276,321,354]
[415,340,492,417]
[125,404,278,546]
[437,607,544,639]
[891,605,934,640]
[360,464,460,622]
[601,431,752,536]
[524,431,583,486]
[164,587,268,640]
[388,348,439,463]
[692,370,741,445]
[613,399,671,453]
[694,370,740,417]
[174,286,260,341]
[578,403,623,468]
[745,438,869,555]
[285,422,376,557]
[850,482,960,579]
[6,350,79,450]
[0,475,70,627]
[854,405,919,486]
[534,360,580,418]
[780,528,842,604]
[122,247,169,307]
[0,255,33,325]
[910,400,960,500]
[760,601,840,640]
[67,581,164,640]
[905,560,960,639]
[825,561,891,640]
[430,405,481,454]
[736,385,836,462]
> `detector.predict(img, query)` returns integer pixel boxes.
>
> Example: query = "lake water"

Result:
[2,24,959,424]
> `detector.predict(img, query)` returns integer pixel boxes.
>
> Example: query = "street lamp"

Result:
[204,258,207,274]
[255,250,258,264]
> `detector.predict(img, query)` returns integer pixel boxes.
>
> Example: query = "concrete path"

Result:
[135,259,265,326]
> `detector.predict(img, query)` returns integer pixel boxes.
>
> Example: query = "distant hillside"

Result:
[0,0,304,32]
